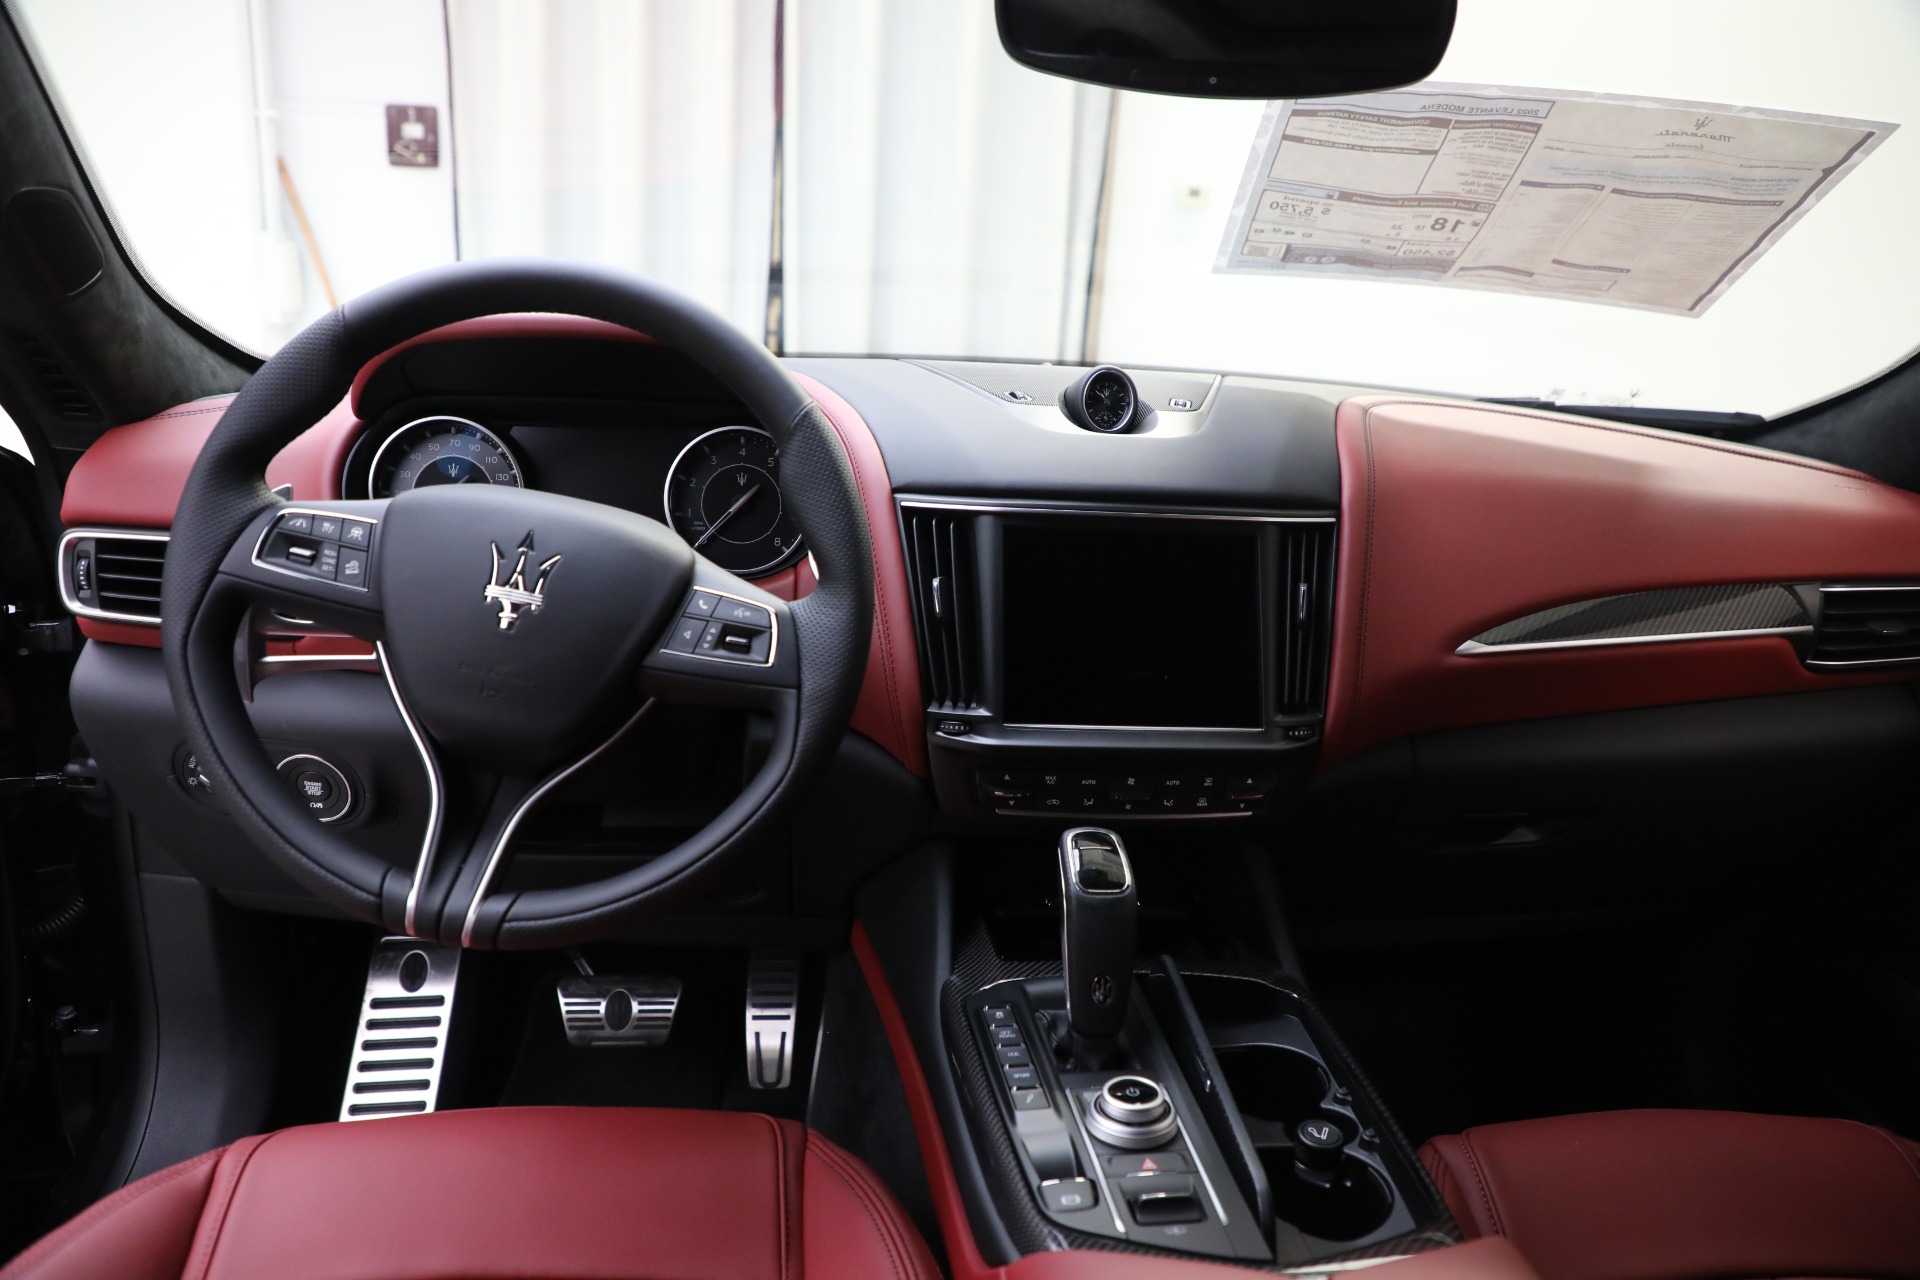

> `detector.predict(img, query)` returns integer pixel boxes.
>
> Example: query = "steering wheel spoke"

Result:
[638,556,798,712]
[216,499,391,640]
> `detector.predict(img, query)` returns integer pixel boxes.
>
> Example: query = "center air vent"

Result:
[1807,584,1920,668]
[1279,523,1336,712]
[899,507,980,711]
[61,531,168,625]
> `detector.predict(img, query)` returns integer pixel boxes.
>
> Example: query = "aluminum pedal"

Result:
[745,950,801,1089]
[340,937,460,1122]
[555,975,681,1047]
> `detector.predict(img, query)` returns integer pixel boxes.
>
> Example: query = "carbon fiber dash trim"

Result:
[1461,584,1808,654]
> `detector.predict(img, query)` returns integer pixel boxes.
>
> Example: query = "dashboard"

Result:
[48,315,1920,916]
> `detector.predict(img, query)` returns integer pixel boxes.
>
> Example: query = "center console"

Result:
[857,830,1456,1274]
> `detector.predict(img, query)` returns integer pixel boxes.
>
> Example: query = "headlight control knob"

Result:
[276,754,354,824]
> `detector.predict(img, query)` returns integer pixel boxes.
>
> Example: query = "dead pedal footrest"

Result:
[340,937,460,1122]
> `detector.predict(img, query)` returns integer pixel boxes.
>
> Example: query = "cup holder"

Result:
[1214,1044,1394,1242]
[1214,1044,1330,1127]
[1260,1147,1395,1243]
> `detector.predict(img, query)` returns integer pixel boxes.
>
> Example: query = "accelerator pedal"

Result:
[745,950,801,1089]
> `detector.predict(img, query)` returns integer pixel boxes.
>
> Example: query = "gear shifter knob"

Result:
[1058,827,1137,1060]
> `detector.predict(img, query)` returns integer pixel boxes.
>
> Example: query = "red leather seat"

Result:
[0,1106,939,1280]
[1419,1109,1920,1280]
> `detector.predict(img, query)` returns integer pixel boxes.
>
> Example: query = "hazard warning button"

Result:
[1105,1150,1192,1176]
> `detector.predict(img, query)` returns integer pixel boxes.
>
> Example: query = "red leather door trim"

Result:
[1323,396,1920,766]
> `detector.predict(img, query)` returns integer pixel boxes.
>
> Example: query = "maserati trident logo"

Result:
[483,532,560,631]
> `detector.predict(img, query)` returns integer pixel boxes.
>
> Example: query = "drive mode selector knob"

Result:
[1086,1075,1180,1150]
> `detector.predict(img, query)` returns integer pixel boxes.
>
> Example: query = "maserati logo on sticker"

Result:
[483,532,560,632]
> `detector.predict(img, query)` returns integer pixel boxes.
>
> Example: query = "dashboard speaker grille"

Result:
[900,508,980,711]
[1279,524,1334,713]
[1809,584,1920,667]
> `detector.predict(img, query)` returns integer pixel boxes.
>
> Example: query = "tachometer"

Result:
[663,426,804,577]
[369,416,524,498]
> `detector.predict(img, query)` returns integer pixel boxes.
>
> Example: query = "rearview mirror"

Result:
[995,0,1457,99]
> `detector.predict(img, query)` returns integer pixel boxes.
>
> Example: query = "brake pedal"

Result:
[555,974,681,1047]
[745,950,800,1089]
[339,937,461,1122]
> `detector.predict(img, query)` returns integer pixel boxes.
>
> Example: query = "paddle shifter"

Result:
[1057,827,1137,1068]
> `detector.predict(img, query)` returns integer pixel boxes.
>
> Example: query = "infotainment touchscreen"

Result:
[1000,521,1262,729]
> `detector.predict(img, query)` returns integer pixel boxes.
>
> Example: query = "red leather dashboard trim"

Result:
[60,395,353,530]
[1323,396,1920,766]
[795,373,927,776]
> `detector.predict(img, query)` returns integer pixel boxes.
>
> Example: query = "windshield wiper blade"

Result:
[1483,398,1766,439]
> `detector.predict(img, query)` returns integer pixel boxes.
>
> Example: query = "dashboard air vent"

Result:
[1808,584,1920,668]
[1279,523,1336,712]
[63,532,168,624]
[900,508,980,711]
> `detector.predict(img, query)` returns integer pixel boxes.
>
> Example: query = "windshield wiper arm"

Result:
[1482,398,1766,439]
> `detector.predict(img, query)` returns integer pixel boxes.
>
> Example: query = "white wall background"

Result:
[11,0,1920,415]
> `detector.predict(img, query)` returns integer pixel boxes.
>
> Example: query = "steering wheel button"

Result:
[666,617,707,653]
[279,512,313,535]
[337,550,369,586]
[685,590,721,617]
[314,515,344,541]
[715,599,771,628]
[340,518,373,546]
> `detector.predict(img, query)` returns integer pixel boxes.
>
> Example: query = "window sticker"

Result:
[1216,84,1895,315]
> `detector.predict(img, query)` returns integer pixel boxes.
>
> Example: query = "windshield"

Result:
[12,0,1919,416]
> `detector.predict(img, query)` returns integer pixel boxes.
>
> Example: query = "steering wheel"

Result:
[158,260,874,949]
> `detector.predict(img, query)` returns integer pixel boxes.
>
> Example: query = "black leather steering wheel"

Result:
[159,260,873,949]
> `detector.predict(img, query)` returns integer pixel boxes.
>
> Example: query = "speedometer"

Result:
[369,416,524,498]
[663,426,804,577]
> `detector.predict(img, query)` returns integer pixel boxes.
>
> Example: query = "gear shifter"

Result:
[1057,827,1137,1067]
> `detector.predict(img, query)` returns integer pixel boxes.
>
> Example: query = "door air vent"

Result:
[1808,584,1920,668]
[1279,524,1336,712]
[60,530,168,625]
[8,331,100,422]
[899,507,981,711]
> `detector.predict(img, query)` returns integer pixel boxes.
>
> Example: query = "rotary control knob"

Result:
[1085,1075,1180,1150]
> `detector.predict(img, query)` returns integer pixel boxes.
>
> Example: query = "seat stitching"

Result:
[757,1113,792,1280]
[819,1137,928,1280]
[0,1145,226,1278]
[1453,1133,1506,1237]
[181,1132,277,1280]
[806,1137,913,1280]
[1849,1120,1920,1193]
